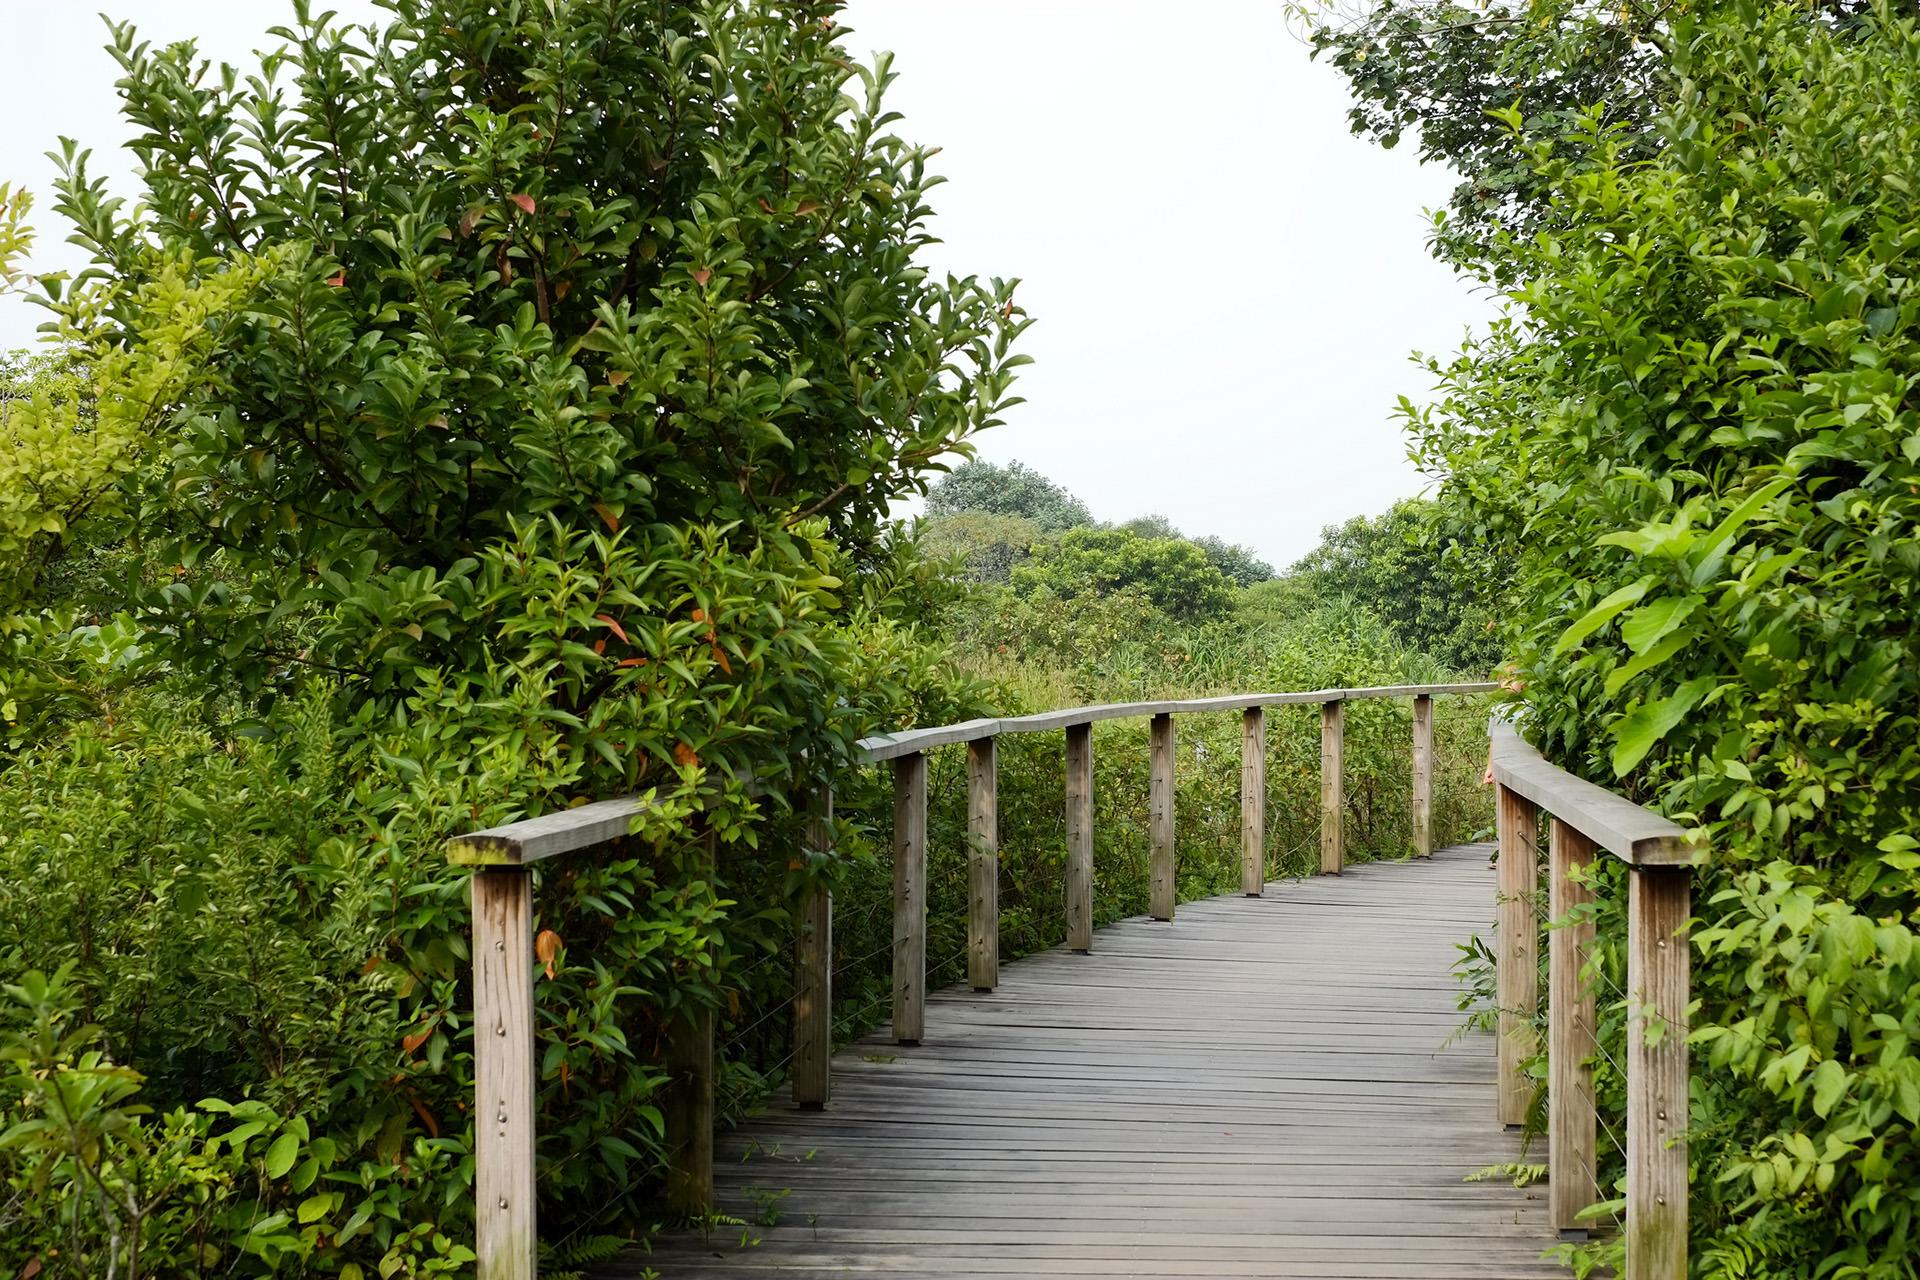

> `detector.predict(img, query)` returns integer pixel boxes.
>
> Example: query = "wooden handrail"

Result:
[1489,717,1708,1279]
[444,679,1495,1280]
[1488,719,1704,866]
[856,682,1498,761]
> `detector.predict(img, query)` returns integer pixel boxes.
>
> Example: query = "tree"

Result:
[1012,526,1235,621]
[924,458,1091,532]
[1279,498,1500,670]
[916,510,1043,584]
[2,0,1030,1264]
[1193,534,1275,587]
[1302,0,1667,269]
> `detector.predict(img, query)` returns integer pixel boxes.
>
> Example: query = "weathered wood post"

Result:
[472,869,537,1280]
[1320,699,1345,875]
[1495,783,1541,1126]
[1065,723,1094,952]
[967,737,999,992]
[1240,706,1266,896]
[1236,706,1267,898]
[1149,712,1176,920]
[1412,694,1434,859]
[1548,817,1599,1232]
[792,787,833,1108]
[1627,866,1691,1276]
[664,832,717,1213]
[892,751,928,1045]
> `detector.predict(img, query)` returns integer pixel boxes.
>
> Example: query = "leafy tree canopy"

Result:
[924,457,1091,532]
[1275,498,1501,672]
[1012,525,1236,622]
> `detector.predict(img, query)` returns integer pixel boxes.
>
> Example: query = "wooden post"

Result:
[1412,694,1434,859]
[1065,724,1094,953]
[1549,817,1599,1232]
[1627,866,1691,1277]
[967,738,999,992]
[665,833,716,1214]
[1496,783,1541,1126]
[1149,712,1176,920]
[792,788,833,1109]
[473,868,536,1280]
[1240,707,1267,896]
[892,751,928,1045]
[1320,699,1345,875]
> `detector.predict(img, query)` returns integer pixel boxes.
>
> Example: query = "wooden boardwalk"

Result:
[631,844,1562,1279]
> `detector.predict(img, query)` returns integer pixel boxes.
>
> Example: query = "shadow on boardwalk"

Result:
[627,844,1564,1279]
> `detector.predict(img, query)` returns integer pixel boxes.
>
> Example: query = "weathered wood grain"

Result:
[1240,707,1265,897]
[968,738,1000,993]
[1627,866,1690,1277]
[892,753,928,1045]
[1548,818,1599,1232]
[1489,720,1703,867]
[629,845,1560,1280]
[1412,694,1434,859]
[472,870,536,1280]
[1065,725,1094,953]
[1496,783,1540,1127]
[1149,713,1176,921]
[1320,700,1345,875]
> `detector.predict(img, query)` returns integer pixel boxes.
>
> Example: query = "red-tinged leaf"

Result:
[711,645,732,675]
[592,638,606,656]
[606,370,630,387]
[402,1029,431,1056]
[595,613,629,644]
[674,742,700,769]
[325,271,345,287]
[592,501,621,530]
[405,1089,440,1138]
[23,1258,44,1280]
[616,657,646,668]
[794,199,823,216]
[508,192,536,215]
[690,267,711,287]
[495,242,513,284]
[458,206,481,237]
[758,197,775,213]
[554,279,571,301]
[690,607,707,623]
[535,929,562,979]
[558,1059,571,1097]
[361,954,381,976]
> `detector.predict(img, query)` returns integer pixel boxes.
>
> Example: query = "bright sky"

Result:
[0,1,1492,567]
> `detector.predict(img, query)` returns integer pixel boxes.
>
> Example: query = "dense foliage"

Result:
[1,1,1028,1275]
[1303,0,1669,269]
[1,6,1508,1278]
[923,457,1091,532]
[1401,4,1920,1271]
[1259,498,1502,671]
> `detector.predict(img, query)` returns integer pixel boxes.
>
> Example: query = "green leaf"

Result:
[1611,677,1716,775]
[1810,1059,1847,1118]
[1553,578,1652,655]
[1620,596,1699,655]
[264,1131,301,1178]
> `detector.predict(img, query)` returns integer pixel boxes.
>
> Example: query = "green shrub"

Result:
[1408,4,1920,1270]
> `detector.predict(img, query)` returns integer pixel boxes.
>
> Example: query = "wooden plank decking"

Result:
[629,843,1562,1279]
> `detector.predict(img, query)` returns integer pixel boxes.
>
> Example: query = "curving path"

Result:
[628,844,1564,1279]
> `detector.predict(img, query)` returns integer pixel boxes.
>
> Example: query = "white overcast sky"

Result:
[0,1,1492,567]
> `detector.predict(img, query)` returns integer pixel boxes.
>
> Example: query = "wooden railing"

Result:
[1489,719,1708,1278]
[446,679,1605,1280]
